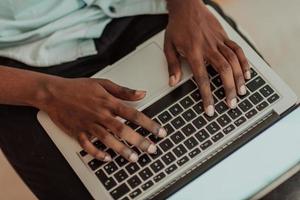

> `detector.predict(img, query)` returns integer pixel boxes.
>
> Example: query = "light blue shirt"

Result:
[0,0,167,67]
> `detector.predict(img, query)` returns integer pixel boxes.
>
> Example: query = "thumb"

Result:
[96,79,146,101]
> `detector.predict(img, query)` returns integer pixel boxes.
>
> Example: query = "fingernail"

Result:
[158,127,167,138]
[147,144,157,154]
[245,71,251,80]
[169,75,177,86]
[206,105,215,117]
[103,155,112,162]
[229,98,237,109]
[129,153,139,162]
[135,90,147,96]
[239,85,247,95]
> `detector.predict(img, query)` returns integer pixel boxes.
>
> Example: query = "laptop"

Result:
[37,6,298,200]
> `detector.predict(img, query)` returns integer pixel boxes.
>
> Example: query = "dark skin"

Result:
[0,0,250,162]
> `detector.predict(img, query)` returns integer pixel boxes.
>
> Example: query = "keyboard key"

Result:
[260,85,274,97]
[246,76,265,92]
[129,188,142,199]
[177,156,190,166]
[181,123,196,137]
[184,136,199,150]
[180,96,194,109]
[141,180,154,191]
[165,164,178,174]
[162,152,176,165]
[125,121,139,130]
[95,170,117,190]
[189,148,201,158]
[211,132,224,142]
[204,112,218,121]
[207,65,218,77]
[191,90,201,102]
[163,123,175,135]
[228,108,242,120]
[173,144,188,158]
[150,146,163,160]
[192,116,207,129]
[115,156,129,167]
[257,101,269,111]
[195,129,210,142]
[212,76,222,87]
[245,109,258,119]
[234,116,247,127]
[171,116,185,129]
[114,169,128,183]
[128,175,142,189]
[125,163,140,175]
[138,154,151,167]
[149,134,162,143]
[158,111,173,124]
[223,124,235,134]
[142,80,196,118]
[110,183,130,200]
[215,101,228,114]
[217,114,231,127]
[267,93,280,104]
[250,68,258,78]
[215,87,225,100]
[153,118,162,125]
[171,131,185,144]
[182,109,197,122]
[200,140,213,150]
[104,162,118,175]
[159,138,174,152]
[139,168,153,181]
[136,127,150,137]
[79,150,87,157]
[239,99,253,112]
[193,102,204,114]
[206,121,221,135]
[169,104,184,116]
[88,159,104,171]
[249,92,264,105]
[239,90,250,100]
[153,172,166,183]
[131,147,141,156]
[150,160,165,173]
[106,148,117,158]
[93,140,106,150]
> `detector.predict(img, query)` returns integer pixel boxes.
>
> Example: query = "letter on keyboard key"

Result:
[115,156,129,167]
[169,104,184,116]
[189,148,201,158]
[238,99,253,112]
[181,123,196,137]
[184,136,199,150]
[200,140,213,150]
[227,108,242,120]
[171,131,185,144]
[129,189,142,199]
[153,172,166,183]
[164,123,175,135]
[104,162,118,175]
[192,116,207,129]
[95,170,117,190]
[171,116,185,129]
[267,93,280,104]
[245,109,258,119]
[259,85,274,97]
[195,129,210,142]
[217,114,231,127]
[206,122,221,135]
[110,183,130,200]
[128,175,142,189]
[215,101,228,115]
[88,159,105,171]
[165,164,178,174]
[114,169,129,182]
[139,168,153,181]
[162,152,176,165]
[180,96,194,109]
[191,90,202,102]
[211,132,224,142]
[234,116,247,127]
[141,180,154,191]
[249,92,264,105]
[158,111,173,124]
[257,101,269,111]
[138,154,151,167]
[172,144,187,158]
[182,109,197,122]
[125,163,140,175]
[246,76,265,92]
[159,138,174,152]
[177,156,190,166]
[223,124,235,134]
[150,160,165,173]
[150,146,163,160]
[193,102,204,114]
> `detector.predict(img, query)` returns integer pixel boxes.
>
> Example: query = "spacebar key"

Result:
[143,79,197,118]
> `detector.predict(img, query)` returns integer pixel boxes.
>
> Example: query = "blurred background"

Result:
[0,0,299,199]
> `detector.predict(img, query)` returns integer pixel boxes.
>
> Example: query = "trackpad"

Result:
[93,43,171,110]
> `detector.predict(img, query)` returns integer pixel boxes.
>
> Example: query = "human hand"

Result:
[39,77,166,162]
[164,0,251,116]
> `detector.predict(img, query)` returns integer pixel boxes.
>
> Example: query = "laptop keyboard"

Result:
[79,66,280,200]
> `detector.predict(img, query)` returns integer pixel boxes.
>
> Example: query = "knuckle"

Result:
[115,123,125,135]
[219,62,232,74]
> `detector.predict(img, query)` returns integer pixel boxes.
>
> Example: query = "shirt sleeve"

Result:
[84,0,168,18]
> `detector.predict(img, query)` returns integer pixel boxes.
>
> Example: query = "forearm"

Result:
[0,66,57,108]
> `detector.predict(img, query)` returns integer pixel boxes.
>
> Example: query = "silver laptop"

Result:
[37,6,298,200]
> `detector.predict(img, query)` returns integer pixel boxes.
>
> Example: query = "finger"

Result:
[218,44,247,96]
[114,102,167,138]
[208,51,238,109]
[102,116,157,154]
[224,40,251,80]
[164,41,182,86]
[187,52,215,116]
[96,79,146,101]
[91,124,139,162]
[77,132,112,161]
